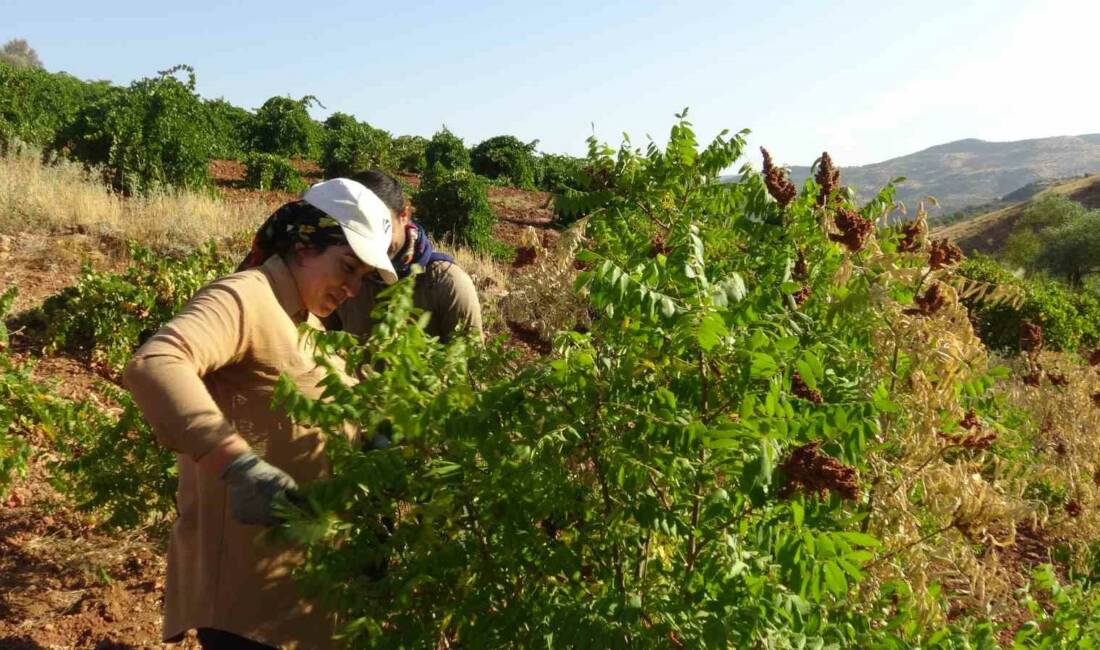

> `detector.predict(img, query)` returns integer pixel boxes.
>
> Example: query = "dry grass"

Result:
[0,145,268,256]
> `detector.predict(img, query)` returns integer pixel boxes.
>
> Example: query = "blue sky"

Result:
[8,0,1098,167]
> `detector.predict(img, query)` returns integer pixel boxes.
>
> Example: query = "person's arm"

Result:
[123,284,297,525]
[123,284,251,466]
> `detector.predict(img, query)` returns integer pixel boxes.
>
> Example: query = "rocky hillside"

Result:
[787,134,1100,214]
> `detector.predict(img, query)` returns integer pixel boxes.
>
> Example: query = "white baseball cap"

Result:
[302,178,397,284]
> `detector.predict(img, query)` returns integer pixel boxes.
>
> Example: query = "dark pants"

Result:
[197,628,277,650]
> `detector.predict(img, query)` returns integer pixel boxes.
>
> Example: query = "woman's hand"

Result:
[219,452,299,527]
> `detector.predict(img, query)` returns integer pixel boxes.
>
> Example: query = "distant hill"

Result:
[783,134,1100,214]
[933,172,1100,254]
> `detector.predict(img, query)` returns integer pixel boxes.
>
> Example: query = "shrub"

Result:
[60,65,214,194]
[276,114,1026,646]
[470,135,538,188]
[423,127,470,171]
[0,288,31,499]
[535,152,584,192]
[957,254,1100,352]
[20,241,232,373]
[47,384,177,530]
[320,113,392,178]
[0,62,109,151]
[413,167,495,251]
[243,152,307,192]
[391,134,428,173]
[205,98,255,159]
[251,95,322,159]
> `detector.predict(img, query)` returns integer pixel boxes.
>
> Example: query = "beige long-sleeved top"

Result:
[123,254,346,649]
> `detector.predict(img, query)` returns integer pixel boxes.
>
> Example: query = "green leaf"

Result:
[823,561,848,596]
[696,311,726,352]
[791,500,804,528]
[711,273,746,307]
[750,353,778,378]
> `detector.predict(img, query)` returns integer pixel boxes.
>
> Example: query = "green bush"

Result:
[470,135,538,189]
[47,384,177,530]
[205,98,255,159]
[535,152,584,192]
[19,242,232,373]
[60,65,214,194]
[273,115,951,647]
[424,127,471,172]
[243,152,307,192]
[957,255,1100,352]
[413,167,495,251]
[0,288,31,499]
[251,95,322,159]
[0,285,174,524]
[0,62,110,151]
[391,135,428,173]
[320,113,392,178]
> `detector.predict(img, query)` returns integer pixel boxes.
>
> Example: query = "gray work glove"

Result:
[220,452,299,527]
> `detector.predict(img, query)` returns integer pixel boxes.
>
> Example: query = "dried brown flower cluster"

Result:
[905,283,946,316]
[1089,348,1100,366]
[791,372,824,404]
[778,442,859,501]
[573,258,591,272]
[815,152,840,207]
[1066,500,1083,518]
[830,209,874,252]
[898,219,925,253]
[761,147,797,210]
[512,246,538,269]
[1092,392,1100,408]
[649,235,670,258]
[960,409,980,430]
[1019,320,1044,353]
[938,409,997,450]
[928,238,963,270]
[793,248,808,280]
[1023,371,1043,387]
[1048,372,1069,387]
[793,285,812,307]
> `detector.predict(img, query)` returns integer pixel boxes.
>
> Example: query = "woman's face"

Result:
[290,244,372,317]
[387,207,412,258]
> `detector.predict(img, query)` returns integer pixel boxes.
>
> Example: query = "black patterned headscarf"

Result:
[236,201,349,272]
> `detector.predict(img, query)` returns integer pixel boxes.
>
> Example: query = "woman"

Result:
[124,179,396,649]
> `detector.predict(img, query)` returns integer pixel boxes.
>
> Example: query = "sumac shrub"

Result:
[535,152,584,192]
[47,384,177,530]
[59,65,214,194]
[274,114,985,647]
[391,134,428,173]
[423,127,470,171]
[251,95,322,159]
[320,113,392,178]
[21,242,232,373]
[412,167,495,252]
[205,98,255,159]
[957,255,1100,352]
[0,62,109,151]
[470,134,538,189]
[243,152,306,192]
